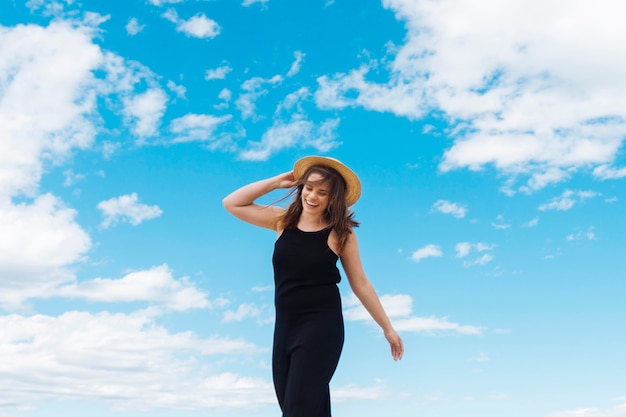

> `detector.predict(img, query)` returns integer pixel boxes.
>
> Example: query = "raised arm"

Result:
[222,171,298,231]
[339,230,404,361]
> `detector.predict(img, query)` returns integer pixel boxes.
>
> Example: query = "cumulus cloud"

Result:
[539,190,599,211]
[98,193,163,228]
[432,199,467,218]
[0,194,91,310]
[162,9,221,39]
[410,244,442,262]
[0,17,174,310]
[315,0,626,191]
[343,293,482,335]
[54,264,210,311]
[0,310,272,411]
[0,21,102,197]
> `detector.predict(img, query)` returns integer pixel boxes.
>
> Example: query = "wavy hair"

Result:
[279,164,359,252]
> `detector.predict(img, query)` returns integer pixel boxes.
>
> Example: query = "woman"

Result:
[223,156,403,417]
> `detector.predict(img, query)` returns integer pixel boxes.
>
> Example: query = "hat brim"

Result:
[293,156,361,206]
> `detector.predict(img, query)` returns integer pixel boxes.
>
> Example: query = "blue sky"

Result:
[1,0,625,416]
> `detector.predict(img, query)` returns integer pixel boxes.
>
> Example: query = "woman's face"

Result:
[301,173,330,216]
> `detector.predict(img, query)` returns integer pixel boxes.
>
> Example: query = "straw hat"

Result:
[293,156,361,206]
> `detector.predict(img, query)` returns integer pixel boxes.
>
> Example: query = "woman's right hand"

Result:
[274,171,298,189]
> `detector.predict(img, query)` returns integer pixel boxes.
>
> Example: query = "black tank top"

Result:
[272,227,341,310]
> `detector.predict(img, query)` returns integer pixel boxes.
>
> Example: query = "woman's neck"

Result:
[298,212,327,231]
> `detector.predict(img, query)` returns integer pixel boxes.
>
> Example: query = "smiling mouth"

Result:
[305,199,319,208]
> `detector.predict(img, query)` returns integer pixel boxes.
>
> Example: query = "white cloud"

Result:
[432,199,467,218]
[539,189,599,211]
[222,303,263,323]
[242,0,270,7]
[166,80,186,98]
[344,293,482,335]
[548,401,626,417]
[315,0,626,191]
[455,242,472,258]
[97,193,163,228]
[121,88,168,139]
[218,88,232,101]
[0,310,273,411]
[455,242,495,267]
[0,21,102,198]
[63,169,85,187]
[163,9,221,39]
[394,316,483,335]
[148,0,184,5]
[566,227,596,242]
[410,244,442,262]
[593,164,626,180]
[524,217,539,227]
[491,214,511,229]
[125,17,145,35]
[0,194,91,310]
[331,383,389,402]
[205,62,232,80]
[169,113,232,145]
[343,294,412,322]
[235,75,284,120]
[240,117,340,161]
[53,264,210,311]
[0,18,171,310]
[287,50,305,77]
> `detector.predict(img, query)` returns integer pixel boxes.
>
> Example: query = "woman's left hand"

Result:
[384,328,404,361]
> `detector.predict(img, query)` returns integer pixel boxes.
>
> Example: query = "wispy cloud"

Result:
[411,244,442,262]
[539,190,599,211]
[239,88,340,160]
[169,113,232,145]
[287,50,305,77]
[242,0,269,7]
[432,199,467,218]
[235,75,283,120]
[455,242,495,267]
[205,62,232,80]
[566,227,596,241]
[98,193,163,228]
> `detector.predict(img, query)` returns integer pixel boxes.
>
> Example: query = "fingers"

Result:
[391,342,404,361]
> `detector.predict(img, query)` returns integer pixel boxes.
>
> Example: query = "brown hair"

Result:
[279,165,359,252]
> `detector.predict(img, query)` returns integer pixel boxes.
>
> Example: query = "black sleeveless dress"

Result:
[272,227,344,417]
